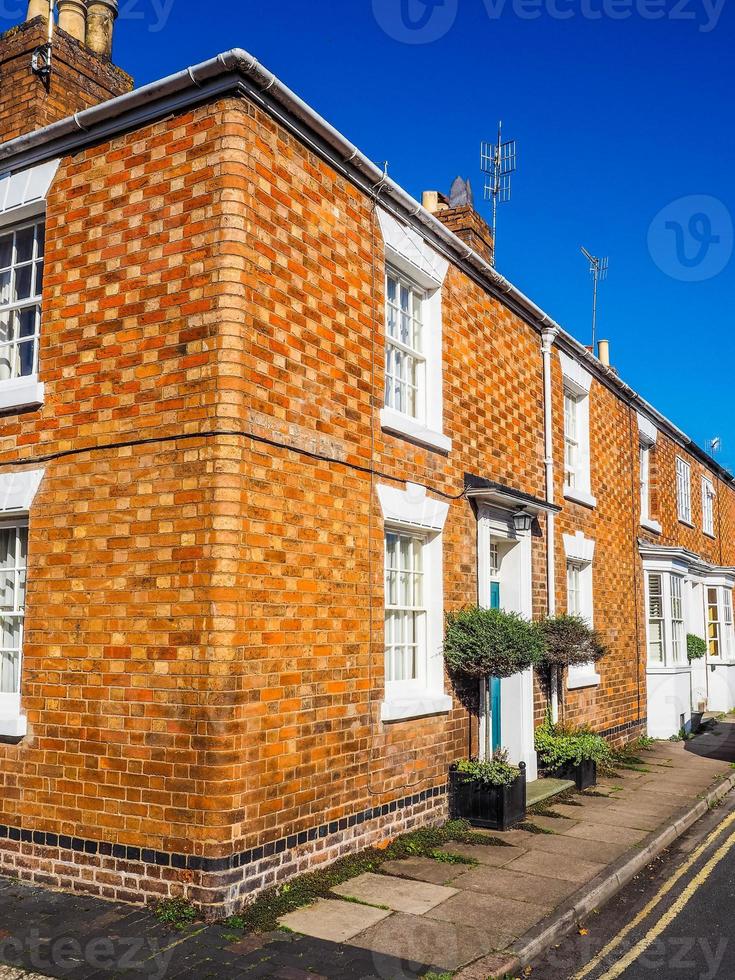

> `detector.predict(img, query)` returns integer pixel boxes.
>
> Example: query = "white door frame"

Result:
[477,503,538,781]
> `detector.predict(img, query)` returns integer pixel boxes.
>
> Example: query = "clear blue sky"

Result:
[110,0,734,468]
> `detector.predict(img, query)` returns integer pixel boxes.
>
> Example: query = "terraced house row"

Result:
[0,1,732,917]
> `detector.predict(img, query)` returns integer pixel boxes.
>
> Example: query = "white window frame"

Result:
[645,571,688,667]
[0,468,44,737]
[563,531,599,688]
[0,520,28,723]
[384,269,426,423]
[377,482,451,721]
[376,207,451,455]
[0,160,59,414]
[702,477,716,538]
[0,217,46,412]
[676,457,692,526]
[559,352,596,509]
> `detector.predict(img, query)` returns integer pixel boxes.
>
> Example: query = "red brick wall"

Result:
[0,80,732,912]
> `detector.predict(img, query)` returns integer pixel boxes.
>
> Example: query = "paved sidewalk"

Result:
[279,719,735,975]
[0,721,732,979]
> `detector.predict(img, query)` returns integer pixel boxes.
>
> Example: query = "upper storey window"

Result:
[385,271,425,421]
[0,219,45,384]
[559,352,596,509]
[0,158,59,413]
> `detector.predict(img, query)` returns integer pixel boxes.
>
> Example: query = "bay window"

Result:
[646,571,687,666]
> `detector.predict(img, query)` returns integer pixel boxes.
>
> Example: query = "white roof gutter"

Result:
[0,47,730,484]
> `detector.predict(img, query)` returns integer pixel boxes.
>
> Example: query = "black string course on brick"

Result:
[0,783,447,874]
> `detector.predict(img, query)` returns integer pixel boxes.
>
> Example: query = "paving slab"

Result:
[505,847,605,883]
[332,872,457,914]
[550,803,660,832]
[563,820,648,845]
[278,898,391,943]
[382,856,465,886]
[512,829,627,864]
[348,912,496,970]
[426,889,549,947]
[524,813,580,834]
[436,842,527,866]
[451,864,579,905]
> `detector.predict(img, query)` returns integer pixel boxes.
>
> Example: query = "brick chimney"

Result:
[423,178,495,265]
[0,2,133,146]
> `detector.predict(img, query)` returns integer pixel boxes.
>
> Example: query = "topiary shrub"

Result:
[537,614,608,670]
[687,633,707,663]
[444,606,545,679]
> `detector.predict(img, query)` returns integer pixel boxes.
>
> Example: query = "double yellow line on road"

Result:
[574,808,735,980]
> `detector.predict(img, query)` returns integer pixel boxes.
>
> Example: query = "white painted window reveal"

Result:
[676,457,692,525]
[377,483,451,722]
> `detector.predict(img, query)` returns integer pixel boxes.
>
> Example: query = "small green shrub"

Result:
[537,615,608,669]
[535,720,612,769]
[455,749,521,787]
[444,606,545,678]
[154,897,198,930]
[687,633,707,662]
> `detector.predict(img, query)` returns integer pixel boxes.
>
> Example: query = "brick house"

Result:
[0,2,732,916]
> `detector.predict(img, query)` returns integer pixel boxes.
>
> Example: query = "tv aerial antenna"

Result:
[481,121,517,265]
[580,247,608,351]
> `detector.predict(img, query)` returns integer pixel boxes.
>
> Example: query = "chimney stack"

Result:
[426,177,495,265]
[86,0,119,59]
[57,0,87,43]
[0,1,132,145]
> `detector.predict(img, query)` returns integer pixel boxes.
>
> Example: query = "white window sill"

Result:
[0,714,27,738]
[646,664,691,675]
[704,530,716,540]
[567,672,601,690]
[381,693,452,723]
[0,375,44,413]
[641,518,662,535]
[563,486,597,510]
[380,407,452,455]
[678,518,694,529]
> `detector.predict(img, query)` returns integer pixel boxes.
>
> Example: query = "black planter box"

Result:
[690,711,704,734]
[550,758,597,790]
[448,762,526,831]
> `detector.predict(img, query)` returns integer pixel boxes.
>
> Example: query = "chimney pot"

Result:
[86,0,118,58]
[26,0,49,21]
[598,339,610,367]
[422,191,439,214]
[58,0,87,42]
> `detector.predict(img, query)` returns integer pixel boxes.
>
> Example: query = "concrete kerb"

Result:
[456,771,735,979]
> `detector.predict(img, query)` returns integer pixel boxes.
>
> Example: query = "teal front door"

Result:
[490,581,502,752]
